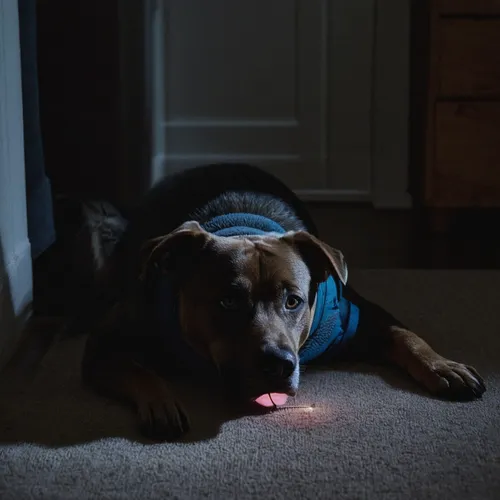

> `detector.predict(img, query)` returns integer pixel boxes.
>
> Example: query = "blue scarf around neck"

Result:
[155,213,360,366]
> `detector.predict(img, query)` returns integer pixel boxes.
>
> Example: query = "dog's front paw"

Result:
[136,382,190,441]
[422,358,486,401]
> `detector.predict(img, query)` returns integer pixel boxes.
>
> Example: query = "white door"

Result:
[146,0,410,206]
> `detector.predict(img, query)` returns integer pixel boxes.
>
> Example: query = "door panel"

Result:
[152,0,374,196]
[328,0,374,193]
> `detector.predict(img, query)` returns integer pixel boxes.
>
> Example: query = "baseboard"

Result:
[295,189,371,202]
[0,238,33,370]
[372,192,413,209]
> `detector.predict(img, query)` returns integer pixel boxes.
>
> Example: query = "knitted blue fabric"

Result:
[201,213,359,363]
[156,213,359,365]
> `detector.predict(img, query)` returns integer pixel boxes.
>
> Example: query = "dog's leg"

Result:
[81,308,190,441]
[343,286,486,401]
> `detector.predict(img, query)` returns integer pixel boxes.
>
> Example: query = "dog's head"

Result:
[140,221,347,407]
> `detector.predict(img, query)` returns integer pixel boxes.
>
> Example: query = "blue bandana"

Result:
[204,213,359,364]
[154,213,359,366]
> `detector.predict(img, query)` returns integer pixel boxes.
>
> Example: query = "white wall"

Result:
[0,0,33,368]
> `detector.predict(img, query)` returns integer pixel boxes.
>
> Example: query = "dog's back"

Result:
[189,191,306,233]
[110,163,317,296]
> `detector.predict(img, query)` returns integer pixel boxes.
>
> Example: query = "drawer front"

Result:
[429,103,500,207]
[439,0,500,15]
[439,19,500,97]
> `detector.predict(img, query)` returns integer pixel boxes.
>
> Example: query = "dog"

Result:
[81,163,486,441]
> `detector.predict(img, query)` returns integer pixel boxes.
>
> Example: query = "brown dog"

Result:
[81,163,486,441]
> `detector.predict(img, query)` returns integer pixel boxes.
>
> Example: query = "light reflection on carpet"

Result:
[257,400,347,430]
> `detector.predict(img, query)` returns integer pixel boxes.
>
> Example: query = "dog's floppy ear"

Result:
[139,221,210,280]
[281,231,348,285]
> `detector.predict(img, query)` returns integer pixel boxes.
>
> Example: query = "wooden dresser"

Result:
[418,0,500,220]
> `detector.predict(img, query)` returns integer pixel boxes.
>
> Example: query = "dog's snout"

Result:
[259,345,297,379]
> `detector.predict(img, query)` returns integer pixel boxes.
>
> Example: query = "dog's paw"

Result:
[422,358,486,401]
[136,384,190,441]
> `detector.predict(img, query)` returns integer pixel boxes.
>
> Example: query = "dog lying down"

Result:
[81,163,486,441]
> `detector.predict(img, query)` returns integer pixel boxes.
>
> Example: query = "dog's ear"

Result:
[139,221,210,280]
[281,231,348,285]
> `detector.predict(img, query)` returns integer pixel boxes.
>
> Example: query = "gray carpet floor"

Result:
[1,270,499,500]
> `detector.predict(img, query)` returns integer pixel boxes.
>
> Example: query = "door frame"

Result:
[0,0,33,367]
[371,0,412,208]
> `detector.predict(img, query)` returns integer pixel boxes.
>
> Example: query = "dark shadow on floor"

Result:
[0,332,311,447]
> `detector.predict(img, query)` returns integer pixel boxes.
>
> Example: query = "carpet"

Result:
[0,270,499,500]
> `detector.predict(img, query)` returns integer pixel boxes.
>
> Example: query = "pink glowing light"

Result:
[253,393,289,407]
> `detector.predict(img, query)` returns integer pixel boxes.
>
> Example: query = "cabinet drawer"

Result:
[429,103,500,207]
[439,19,500,97]
[438,0,500,15]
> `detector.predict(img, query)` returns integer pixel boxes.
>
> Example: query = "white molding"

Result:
[163,119,299,128]
[0,0,33,368]
[159,153,299,162]
[2,240,32,315]
[371,0,413,209]
[0,240,32,368]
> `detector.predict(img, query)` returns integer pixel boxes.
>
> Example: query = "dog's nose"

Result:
[259,345,297,379]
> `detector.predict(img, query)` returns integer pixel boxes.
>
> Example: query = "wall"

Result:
[36,0,123,206]
[0,0,33,368]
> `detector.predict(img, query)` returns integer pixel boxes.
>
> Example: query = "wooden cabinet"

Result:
[433,103,500,206]
[439,0,500,15]
[420,0,500,209]
[439,20,500,98]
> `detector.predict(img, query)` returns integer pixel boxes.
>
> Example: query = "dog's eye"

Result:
[285,294,303,310]
[220,296,239,311]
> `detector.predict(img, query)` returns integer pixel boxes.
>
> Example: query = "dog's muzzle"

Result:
[218,344,300,408]
[251,344,300,407]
